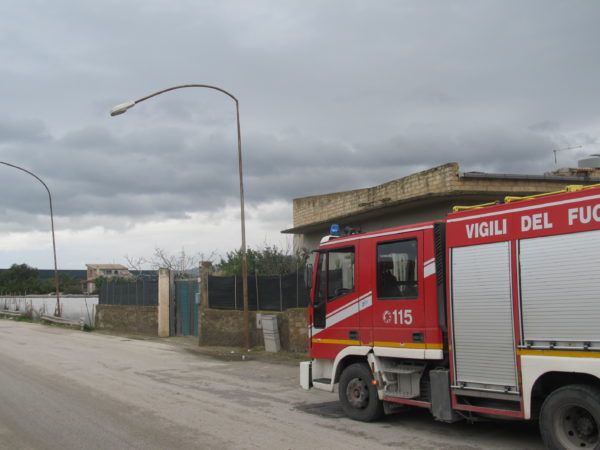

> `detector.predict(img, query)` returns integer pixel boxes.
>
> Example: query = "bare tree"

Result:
[151,248,195,276]
[124,255,147,277]
[126,248,217,278]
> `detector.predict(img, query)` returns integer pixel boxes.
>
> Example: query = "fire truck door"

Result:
[369,233,425,349]
[311,247,359,357]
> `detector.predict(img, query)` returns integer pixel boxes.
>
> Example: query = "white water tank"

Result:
[578,155,600,168]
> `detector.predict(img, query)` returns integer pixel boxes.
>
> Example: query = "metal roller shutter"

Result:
[520,229,600,345]
[451,242,518,390]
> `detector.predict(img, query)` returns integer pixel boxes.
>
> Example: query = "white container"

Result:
[261,314,280,352]
[299,361,312,390]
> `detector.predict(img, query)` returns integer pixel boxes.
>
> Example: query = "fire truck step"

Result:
[384,368,421,375]
[313,378,332,384]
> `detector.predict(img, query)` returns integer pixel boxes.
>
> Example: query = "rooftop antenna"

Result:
[553,145,583,166]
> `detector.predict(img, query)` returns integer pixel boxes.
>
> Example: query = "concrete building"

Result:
[84,264,133,294]
[282,162,600,251]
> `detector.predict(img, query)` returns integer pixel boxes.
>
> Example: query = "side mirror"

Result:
[305,264,313,291]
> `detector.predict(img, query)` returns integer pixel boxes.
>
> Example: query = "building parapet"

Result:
[284,163,600,234]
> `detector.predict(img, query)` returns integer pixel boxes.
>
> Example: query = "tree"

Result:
[125,247,216,279]
[92,275,136,295]
[124,255,147,277]
[0,264,85,295]
[217,244,310,276]
[0,264,40,294]
[39,273,82,295]
[148,247,197,277]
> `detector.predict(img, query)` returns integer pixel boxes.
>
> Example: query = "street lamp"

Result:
[110,84,250,348]
[0,161,61,316]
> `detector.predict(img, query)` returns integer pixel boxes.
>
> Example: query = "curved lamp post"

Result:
[0,161,61,316]
[110,84,250,348]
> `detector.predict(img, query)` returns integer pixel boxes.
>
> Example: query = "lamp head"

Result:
[110,101,136,116]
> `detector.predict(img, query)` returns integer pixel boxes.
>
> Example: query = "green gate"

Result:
[174,278,199,336]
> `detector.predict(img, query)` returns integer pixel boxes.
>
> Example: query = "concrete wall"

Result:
[199,307,308,353]
[292,163,462,229]
[297,199,457,251]
[290,162,600,251]
[292,163,600,230]
[95,305,158,335]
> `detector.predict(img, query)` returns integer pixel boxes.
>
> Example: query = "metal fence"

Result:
[208,272,307,311]
[99,279,158,306]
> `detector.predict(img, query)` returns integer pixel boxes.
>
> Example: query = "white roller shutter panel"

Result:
[520,229,600,344]
[451,242,517,390]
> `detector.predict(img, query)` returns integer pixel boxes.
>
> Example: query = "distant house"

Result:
[84,264,133,294]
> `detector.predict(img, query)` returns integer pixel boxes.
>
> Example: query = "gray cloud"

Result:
[0,116,50,143]
[0,114,590,229]
[0,0,599,264]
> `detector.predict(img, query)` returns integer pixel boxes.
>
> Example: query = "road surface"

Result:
[0,321,543,449]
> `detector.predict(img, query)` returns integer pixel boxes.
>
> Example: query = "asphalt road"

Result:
[0,321,544,450]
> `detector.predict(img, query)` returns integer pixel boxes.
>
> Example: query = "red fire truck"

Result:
[300,184,600,449]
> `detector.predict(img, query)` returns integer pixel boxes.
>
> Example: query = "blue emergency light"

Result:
[330,224,341,236]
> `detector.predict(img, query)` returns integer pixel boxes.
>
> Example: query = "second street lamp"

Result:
[110,84,250,348]
[0,161,61,316]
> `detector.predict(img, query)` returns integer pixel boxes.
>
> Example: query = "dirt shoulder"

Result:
[93,329,309,366]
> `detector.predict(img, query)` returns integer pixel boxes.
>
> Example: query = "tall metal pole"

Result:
[111,84,250,348]
[0,161,61,316]
[234,98,250,350]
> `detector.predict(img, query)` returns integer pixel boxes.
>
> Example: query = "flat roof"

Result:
[283,165,600,235]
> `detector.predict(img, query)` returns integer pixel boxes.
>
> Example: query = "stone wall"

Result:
[278,308,309,353]
[95,305,158,335]
[199,308,308,353]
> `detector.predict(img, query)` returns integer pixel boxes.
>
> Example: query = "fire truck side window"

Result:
[377,239,418,299]
[316,248,355,303]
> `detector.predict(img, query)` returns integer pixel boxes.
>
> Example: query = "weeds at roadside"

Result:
[1,315,94,332]
[16,315,33,323]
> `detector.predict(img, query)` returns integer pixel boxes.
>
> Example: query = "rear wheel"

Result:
[338,362,383,422]
[540,384,600,449]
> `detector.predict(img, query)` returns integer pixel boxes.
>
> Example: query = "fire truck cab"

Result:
[301,185,600,449]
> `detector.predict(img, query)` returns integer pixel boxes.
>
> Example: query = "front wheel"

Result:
[539,384,600,449]
[338,362,383,422]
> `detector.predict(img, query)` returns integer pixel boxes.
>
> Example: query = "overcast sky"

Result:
[0,1,599,270]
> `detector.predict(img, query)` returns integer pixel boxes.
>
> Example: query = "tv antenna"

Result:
[553,145,583,166]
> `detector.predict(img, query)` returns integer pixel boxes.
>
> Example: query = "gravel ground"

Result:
[0,320,544,450]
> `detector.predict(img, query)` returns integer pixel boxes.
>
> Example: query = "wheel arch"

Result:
[332,346,372,384]
[530,371,600,419]
[521,355,600,419]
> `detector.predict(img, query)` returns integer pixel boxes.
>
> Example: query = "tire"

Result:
[539,384,600,450]
[338,362,384,422]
